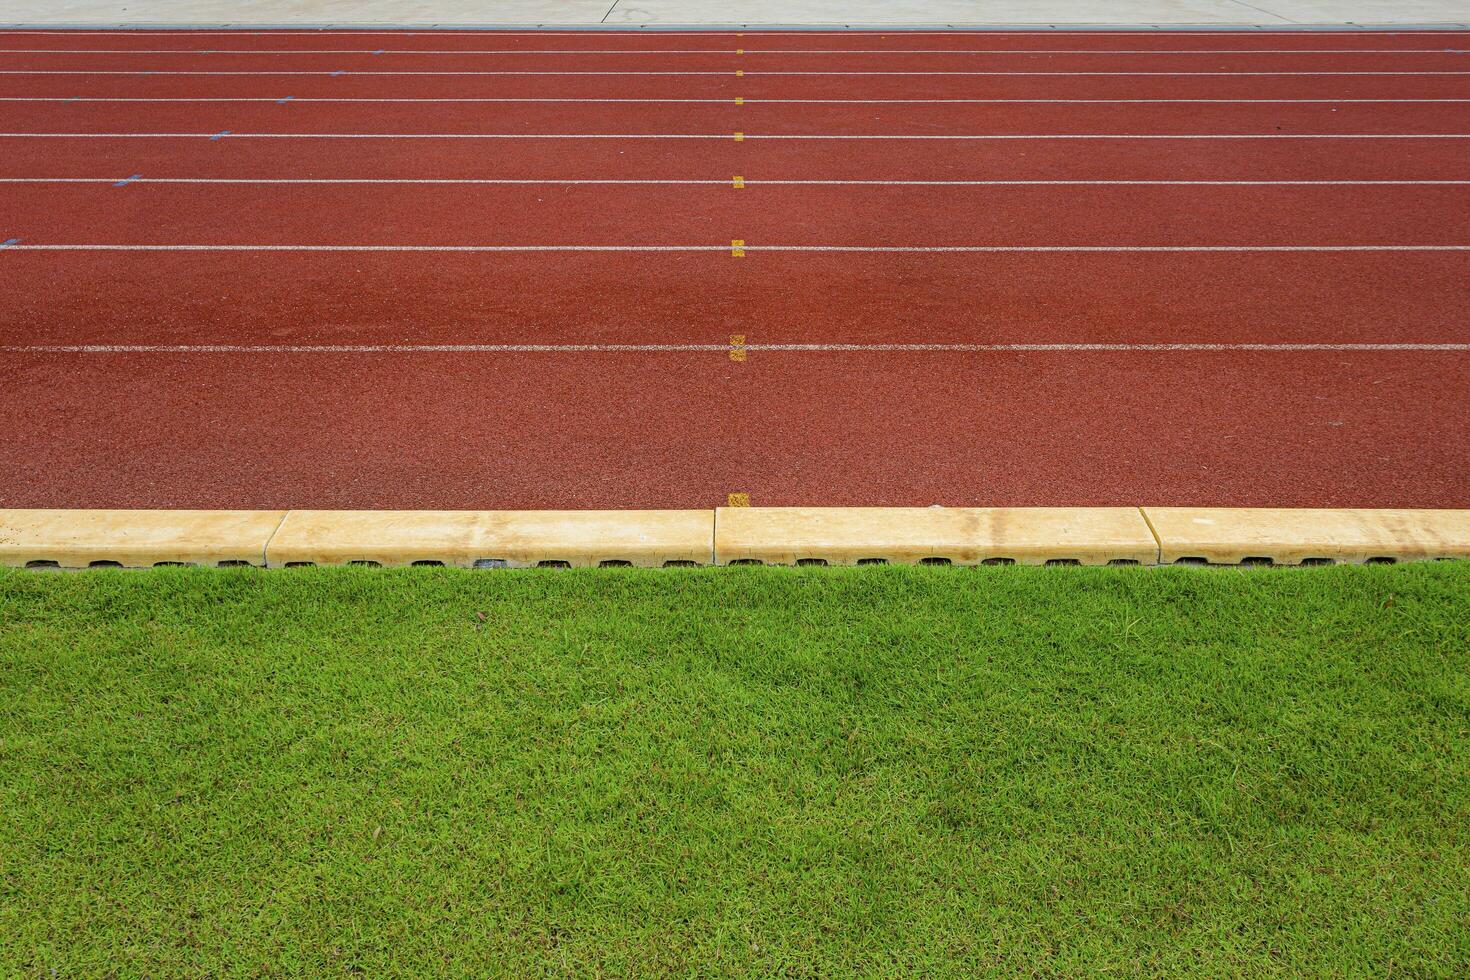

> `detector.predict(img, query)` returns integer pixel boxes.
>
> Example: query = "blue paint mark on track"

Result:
[210,130,230,141]
[113,173,142,188]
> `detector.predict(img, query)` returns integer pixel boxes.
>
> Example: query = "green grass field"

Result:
[2,564,1467,976]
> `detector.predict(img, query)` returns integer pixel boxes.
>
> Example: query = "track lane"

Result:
[5,72,1470,101]
[4,99,1470,135]
[2,137,1466,181]
[5,51,1470,73]
[2,253,1466,348]
[0,351,1464,510]
[3,183,1465,247]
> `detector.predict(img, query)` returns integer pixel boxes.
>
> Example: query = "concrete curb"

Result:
[264,509,714,568]
[714,507,1159,565]
[0,509,288,568]
[2,507,1467,569]
[1144,507,1470,565]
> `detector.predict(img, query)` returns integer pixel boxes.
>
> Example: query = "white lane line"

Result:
[6,178,1469,186]
[5,97,1470,103]
[3,47,1466,54]
[2,132,1467,140]
[5,343,1466,354]
[7,244,1469,253]
[5,69,1470,75]
[2,29,1466,35]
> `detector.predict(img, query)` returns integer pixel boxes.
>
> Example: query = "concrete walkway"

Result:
[5,1,1468,28]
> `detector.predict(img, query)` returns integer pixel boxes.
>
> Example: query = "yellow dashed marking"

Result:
[735,96,744,105]
[733,131,744,141]
[727,493,751,508]
[729,334,747,360]
[731,239,745,257]
[732,175,745,188]
[736,69,744,77]
[737,48,744,54]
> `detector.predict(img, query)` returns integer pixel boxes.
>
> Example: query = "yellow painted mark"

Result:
[727,493,751,508]
[731,239,745,257]
[735,96,744,105]
[732,175,745,188]
[729,333,747,360]
[737,48,744,54]
[733,131,744,141]
[736,69,744,77]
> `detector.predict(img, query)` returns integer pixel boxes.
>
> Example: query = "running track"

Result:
[1,28,1467,510]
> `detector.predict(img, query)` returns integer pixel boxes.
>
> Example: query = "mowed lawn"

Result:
[2,564,1467,976]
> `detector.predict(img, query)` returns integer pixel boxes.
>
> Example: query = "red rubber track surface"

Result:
[1,29,1467,510]
[5,73,1470,100]
[6,52,1470,72]
[3,100,1470,134]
